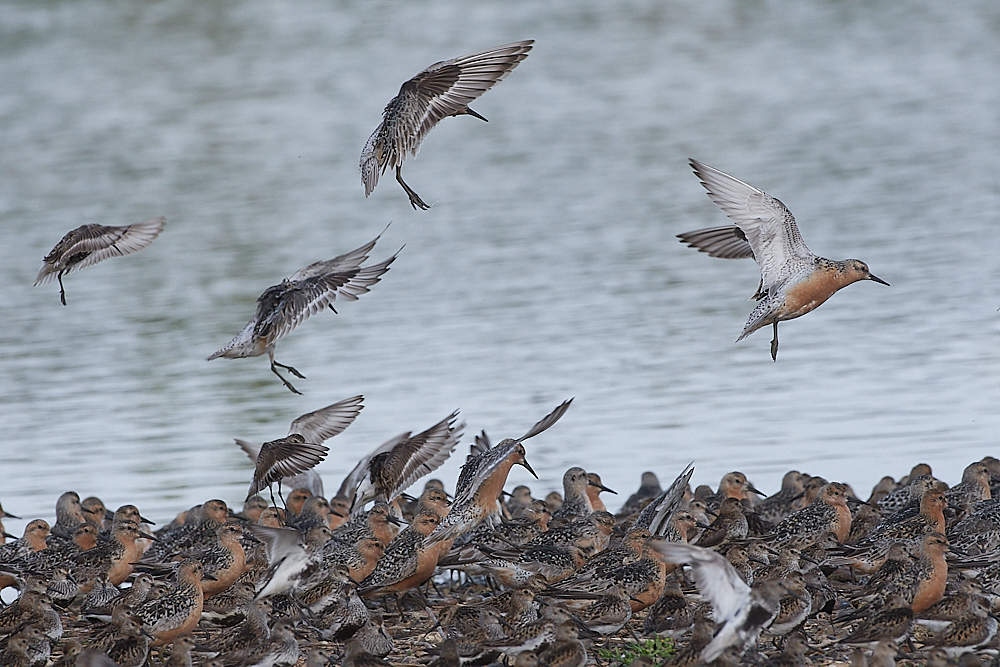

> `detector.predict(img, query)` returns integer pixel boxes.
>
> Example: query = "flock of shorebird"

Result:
[12,35,975,667]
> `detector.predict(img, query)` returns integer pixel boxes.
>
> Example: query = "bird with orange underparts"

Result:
[361,41,533,210]
[235,395,364,498]
[770,482,859,545]
[34,217,165,305]
[133,558,209,646]
[678,159,888,360]
[425,400,572,547]
[357,512,449,610]
[207,233,398,394]
[644,540,791,662]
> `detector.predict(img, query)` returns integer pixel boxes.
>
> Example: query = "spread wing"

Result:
[289,229,386,281]
[676,225,755,260]
[361,40,533,194]
[335,432,410,502]
[289,395,364,443]
[645,541,751,624]
[248,435,329,499]
[254,251,398,346]
[352,411,463,513]
[35,217,165,283]
[405,40,533,156]
[517,398,573,442]
[690,159,814,292]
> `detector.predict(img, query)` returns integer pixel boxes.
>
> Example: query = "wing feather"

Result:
[35,217,165,284]
[676,225,755,260]
[256,251,398,346]
[645,541,751,623]
[289,395,364,443]
[361,40,532,194]
[690,160,813,291]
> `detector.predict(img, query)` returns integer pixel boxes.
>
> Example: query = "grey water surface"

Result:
[1,0,998,529]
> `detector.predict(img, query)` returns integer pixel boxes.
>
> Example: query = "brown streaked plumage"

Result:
[235,395,364,498]
[427,400,571,547]
[361,40,533,209]
[679,159,888,360]
[133,558,208,646]
[358,512,448,598]
[207,233,398,394]
[34,217,165,305]
[351,411,463,514]
[246,434,329,504]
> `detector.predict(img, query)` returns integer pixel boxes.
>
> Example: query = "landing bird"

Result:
[678,159,888,360]
[645,540,789,662]
[361,40,533,210]
[235,395,364,497]
[246,434,330,505]
[426,399,572,547]
[350,410,463,514]
[207,233,398,393]
[34,216,165,305]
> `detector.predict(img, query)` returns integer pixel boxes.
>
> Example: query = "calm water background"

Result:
[1,0,998,531]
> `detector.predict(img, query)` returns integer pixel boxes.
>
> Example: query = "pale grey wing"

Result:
[360,125,384,197]
[262,252,399,344]
[245,524,306,564]
[234,438,262,463]
[676,226,755,260]
[337,432,410,502]
[690,159,813,291]
[34,217,165,283]
[288,229,386,281]
[289,395,364,443]
[638,463,696,535]
[390,412,463,500]
[517,398,573,442]
[645,541,751,623]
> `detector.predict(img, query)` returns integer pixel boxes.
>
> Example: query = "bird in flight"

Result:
[361,40,533,210]
[678,159,888,360]
[35,217,165,305]
[208,232,398,393]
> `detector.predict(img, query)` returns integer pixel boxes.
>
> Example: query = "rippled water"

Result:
[1,0,998,530]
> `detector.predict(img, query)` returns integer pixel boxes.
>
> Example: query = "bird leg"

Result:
[270,361,304,395]
[396,165,430,210]
[770,321,779,361]
[58,271,67,306]
[277,480,287,509]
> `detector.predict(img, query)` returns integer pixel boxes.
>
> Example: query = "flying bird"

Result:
[350,410,464,515]
[235,395,364,498]
[34,217,165,305]
[678,159,888,360]
[207,232,398,393]
[246,434,330,505]
[361,40,533,210]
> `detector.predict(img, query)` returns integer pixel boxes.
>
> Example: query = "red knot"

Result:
[207,233,398,394]
[350,411,463,515]
[235,395,364,498]
[679,159,888,360]
[426,400,572,547]
[34,216,165,305]
[361,40,533,210]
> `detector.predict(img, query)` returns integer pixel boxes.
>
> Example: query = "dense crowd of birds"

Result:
[16,34,957,667]
[3,402,1000,667]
